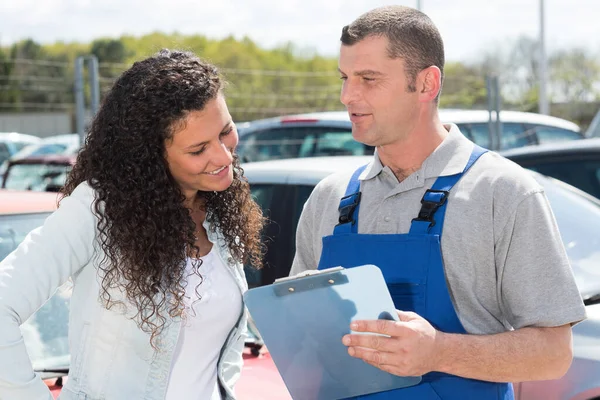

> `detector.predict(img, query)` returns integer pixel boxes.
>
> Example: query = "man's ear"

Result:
[417,66,442,103]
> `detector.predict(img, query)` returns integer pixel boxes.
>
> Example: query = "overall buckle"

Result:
[337,192,362,225]
[411,189,449,227]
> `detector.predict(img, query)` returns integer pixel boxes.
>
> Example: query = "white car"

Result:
[236,110,582,162]
[0,134,80,179]
[0,132,41,165]
[242,156,600,400]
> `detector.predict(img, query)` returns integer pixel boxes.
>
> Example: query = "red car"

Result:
[0,189,290,399]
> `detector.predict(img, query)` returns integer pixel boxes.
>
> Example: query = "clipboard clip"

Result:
[274,266,344,283]
[273,266,348,297]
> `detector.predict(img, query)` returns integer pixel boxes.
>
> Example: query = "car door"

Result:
[245,182,315,287]
[514,155,600,199]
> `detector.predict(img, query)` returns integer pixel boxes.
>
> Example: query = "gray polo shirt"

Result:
[290,124,586,335]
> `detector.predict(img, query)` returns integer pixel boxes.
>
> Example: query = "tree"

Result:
[550,48,600,102]
[441,62,488,108]
[90,39,128,64]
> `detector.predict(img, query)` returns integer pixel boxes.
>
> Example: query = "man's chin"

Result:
[352,130,376,147]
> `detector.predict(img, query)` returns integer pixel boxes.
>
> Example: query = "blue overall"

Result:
[317,146,514,400]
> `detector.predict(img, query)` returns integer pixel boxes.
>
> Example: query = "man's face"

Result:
[339,36,420,147]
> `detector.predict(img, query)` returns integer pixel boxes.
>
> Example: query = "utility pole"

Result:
[539,0,549,115]
[74,56,100,143]
[416,0,422,11]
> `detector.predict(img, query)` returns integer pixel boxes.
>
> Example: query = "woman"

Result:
[0,50,264,400]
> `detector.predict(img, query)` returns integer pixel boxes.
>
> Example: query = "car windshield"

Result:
[535,174,600,300]
[0,213,70,373]
[4,163,70,191]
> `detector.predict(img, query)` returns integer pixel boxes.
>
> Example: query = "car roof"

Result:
[500,137,600,158]
[237,109,580,133]
[0,132,41,143]
[243,156,372,185]
[39,134,80,145]
[7,134,81,161]
[0,189,59,214]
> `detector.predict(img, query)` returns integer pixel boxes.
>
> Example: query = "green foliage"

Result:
[1,33,599,123]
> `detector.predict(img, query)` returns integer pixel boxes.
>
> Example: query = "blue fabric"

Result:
[318,146,514,400]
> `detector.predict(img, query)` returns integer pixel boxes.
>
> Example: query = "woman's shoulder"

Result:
[61,181,100,213]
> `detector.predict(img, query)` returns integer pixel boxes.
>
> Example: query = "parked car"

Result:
[12,134,80,158]
[0,190,290,399]
[0,190,65,397]
[236,109,582,162]
[1,154,75,192]
[0,132,41,165]
[0,134,80,177]
[241,156,600,400]
[502,138,600,200]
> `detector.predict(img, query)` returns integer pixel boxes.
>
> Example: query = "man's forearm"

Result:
[435,325,573,382]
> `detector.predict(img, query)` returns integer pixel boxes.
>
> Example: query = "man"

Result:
[290,5,586,399]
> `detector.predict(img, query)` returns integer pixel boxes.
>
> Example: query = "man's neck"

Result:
[377,119,449,183]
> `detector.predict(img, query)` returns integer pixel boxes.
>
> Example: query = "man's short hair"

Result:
[341,5,445,98]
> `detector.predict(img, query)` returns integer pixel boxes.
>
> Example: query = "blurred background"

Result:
[0,0,599,136]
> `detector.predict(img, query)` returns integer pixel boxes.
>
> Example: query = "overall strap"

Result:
[410,145,488,235]
[333,164,368,235]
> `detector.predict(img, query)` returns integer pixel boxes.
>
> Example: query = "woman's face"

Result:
[165,93,238,201]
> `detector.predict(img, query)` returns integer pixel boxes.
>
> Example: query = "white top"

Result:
[165,245,242,400]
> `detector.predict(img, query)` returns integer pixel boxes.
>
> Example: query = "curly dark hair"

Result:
[61,49,264,345]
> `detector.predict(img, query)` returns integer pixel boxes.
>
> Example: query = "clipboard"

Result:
[243,264,422,400]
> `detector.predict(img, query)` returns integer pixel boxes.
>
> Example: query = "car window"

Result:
[0,213,50,261]
[538,176,600,296]
[585,108,600,138]
[245,184,277,288]
[245,183,316,287]
[29,144,68,156]
[0,212,71,372]
[13,141,33,153]
[3,163,71,191]
[498,123,533,150]
[457,123,492,149]
[526,160,600,199]
[238,126,361,162]
[457,122,540,150]
[0,143,10,165]
[531,125,582,144]
[313,132,366,157]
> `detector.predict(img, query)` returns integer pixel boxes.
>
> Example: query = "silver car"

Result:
[242,156,600,400]
[236,110,582,163]
[0,132,41,165]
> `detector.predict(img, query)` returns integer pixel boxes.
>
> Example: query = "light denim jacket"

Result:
[0,182,248,400]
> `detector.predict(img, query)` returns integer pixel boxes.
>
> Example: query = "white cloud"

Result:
[1,0,598,62]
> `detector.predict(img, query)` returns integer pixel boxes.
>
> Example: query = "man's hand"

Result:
[342,310,444,377]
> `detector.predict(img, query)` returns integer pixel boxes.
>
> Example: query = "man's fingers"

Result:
[397,310,420,322]
[343,332,396,351]
[347,346,390,367]
[351,319,399,335]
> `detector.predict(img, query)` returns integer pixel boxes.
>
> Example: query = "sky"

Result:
[1,0,599,62]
